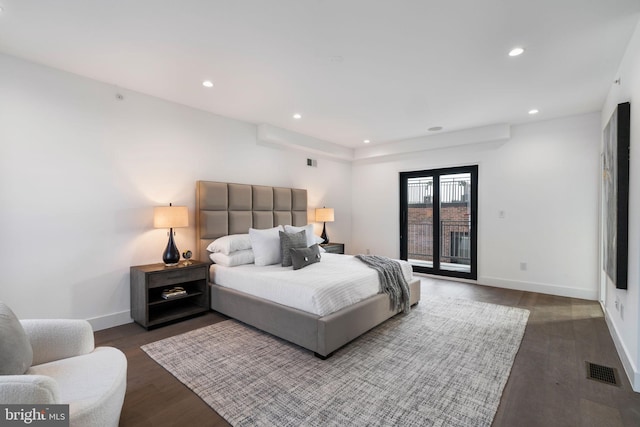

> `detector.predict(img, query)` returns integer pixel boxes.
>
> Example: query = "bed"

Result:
[196,180,420,358]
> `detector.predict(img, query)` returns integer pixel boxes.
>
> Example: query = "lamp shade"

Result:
[154,206,188,229]
[315,208,334,223]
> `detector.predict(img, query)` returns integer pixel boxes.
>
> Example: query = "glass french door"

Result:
[400,165,478,279]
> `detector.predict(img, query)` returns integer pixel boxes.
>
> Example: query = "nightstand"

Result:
[130,260,209,329]
[320,243,345,254]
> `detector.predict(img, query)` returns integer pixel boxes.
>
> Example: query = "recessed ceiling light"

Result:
[509,47,525,57]
[528,109,539,115]
[202,80,213,88]
[363,139,370,144]
[293,113,302,119]
[428,126,443,132]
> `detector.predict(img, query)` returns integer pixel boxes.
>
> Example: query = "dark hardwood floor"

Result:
[95,277,640,426]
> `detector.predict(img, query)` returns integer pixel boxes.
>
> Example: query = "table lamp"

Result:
[154,203,188,266]
[315,207,334,244]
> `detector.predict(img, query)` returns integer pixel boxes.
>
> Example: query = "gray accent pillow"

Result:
[0,302,33,374]
[279,230,307,267]
[290,244,322,270]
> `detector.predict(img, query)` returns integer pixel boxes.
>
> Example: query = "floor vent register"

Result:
[585,361,620,386]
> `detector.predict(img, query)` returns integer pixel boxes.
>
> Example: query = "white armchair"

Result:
[0,303,127,427]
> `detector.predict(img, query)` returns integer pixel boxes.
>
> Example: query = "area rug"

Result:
[142,297,529,426]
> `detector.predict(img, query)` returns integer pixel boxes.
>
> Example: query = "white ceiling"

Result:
[1,0,639,148]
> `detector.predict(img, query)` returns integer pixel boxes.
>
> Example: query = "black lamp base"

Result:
[321,222,329,244]
[162,228,180,266]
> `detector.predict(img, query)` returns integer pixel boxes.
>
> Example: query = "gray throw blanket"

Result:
[355,255,411,314]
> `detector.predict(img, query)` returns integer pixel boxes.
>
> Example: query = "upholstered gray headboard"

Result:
[196,181,308,261]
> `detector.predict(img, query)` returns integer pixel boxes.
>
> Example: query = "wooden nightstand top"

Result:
[131,260,206,274]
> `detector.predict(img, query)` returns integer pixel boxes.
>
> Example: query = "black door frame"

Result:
[400,165,478,280]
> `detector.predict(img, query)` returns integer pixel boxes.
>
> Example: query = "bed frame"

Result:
[196,180,420,358]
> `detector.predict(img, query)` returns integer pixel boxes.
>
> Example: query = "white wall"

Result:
[601,19,640,392]
[0,53,352,329]
[351,112,601,300]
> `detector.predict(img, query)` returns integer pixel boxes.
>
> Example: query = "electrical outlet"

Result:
[499,210,506,219]
[520,262,527,271]
[366,248,370,255]
[615,297,620,310]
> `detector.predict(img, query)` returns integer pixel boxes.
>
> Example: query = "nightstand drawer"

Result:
[148,267,206,288]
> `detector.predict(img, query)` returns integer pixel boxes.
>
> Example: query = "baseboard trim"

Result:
[478,276,598,301]
[87,310,133,331]
[604,309,640,392]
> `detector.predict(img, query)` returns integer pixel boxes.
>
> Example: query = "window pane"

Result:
[407,176,434,268]
[439,173,471,273]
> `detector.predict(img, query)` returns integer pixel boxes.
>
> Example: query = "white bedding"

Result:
[210,253,413,317]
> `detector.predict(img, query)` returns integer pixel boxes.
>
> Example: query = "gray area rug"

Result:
[142,297,529,426]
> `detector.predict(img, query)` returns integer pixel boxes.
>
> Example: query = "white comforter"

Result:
[210,253,413,316]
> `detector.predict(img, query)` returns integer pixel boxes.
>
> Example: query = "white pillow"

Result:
[284,224,317,247]
[249,226,284,266]
[0,302,33,375]
[207,234,252,255]
[210,249,255,267]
